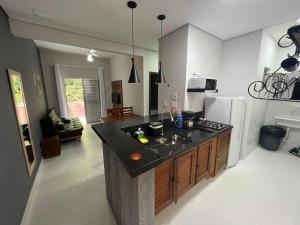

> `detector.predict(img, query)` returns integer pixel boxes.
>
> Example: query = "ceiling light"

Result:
[89,49,96,54]
[127,1,141,83]
[87,54,94,62]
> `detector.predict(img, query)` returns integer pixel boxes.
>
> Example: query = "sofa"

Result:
[40,108,83,142]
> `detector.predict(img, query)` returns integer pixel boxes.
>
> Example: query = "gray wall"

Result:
[39,48,113,114]
[0,8,47,225]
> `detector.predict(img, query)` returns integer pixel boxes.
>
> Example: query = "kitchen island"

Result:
[92,115,232,225]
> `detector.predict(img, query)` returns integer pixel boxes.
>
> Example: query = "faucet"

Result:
[161,110,174,136]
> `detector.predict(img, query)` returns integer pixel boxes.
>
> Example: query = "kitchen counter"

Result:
[92,115,232,225]
[92,114,232,177]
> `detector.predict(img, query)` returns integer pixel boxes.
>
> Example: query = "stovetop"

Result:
[195,119,227,130]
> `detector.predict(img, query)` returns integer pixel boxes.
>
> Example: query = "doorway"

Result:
[64,78,86,124]
[149,72,158,115]
[112,80,123,109]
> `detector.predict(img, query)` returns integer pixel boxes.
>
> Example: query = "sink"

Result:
[155,134,185,145]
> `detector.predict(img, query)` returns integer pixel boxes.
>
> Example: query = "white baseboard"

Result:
[20,161,42,225]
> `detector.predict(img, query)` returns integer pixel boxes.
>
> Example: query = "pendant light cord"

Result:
[132,8,134,58]
[160,20,162,63]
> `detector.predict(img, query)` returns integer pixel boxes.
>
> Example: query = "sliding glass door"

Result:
[64,78,101,124]
[82,79,101,123]
[64,78,86,124]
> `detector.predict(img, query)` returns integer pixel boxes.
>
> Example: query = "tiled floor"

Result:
[24,125,117,225]
[25,125,300,225]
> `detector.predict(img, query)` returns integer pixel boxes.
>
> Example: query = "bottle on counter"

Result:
[175,113,183,129]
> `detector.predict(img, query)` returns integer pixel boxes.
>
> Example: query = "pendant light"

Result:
[156,14,167,84]
[127,1,141,83]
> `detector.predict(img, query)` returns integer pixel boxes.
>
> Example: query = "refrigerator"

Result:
[205,96,246,168]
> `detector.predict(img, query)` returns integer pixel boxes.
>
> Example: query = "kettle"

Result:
[184,119,194,129]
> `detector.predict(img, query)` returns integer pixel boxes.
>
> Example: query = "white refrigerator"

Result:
[205,96,246,168]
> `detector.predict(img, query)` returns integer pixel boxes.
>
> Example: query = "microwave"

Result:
[205,79,217,91]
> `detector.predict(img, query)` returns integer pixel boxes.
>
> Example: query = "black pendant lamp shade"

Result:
[157,62,166,83]
[127,1,141,83]
[129,58,140,83]
[156,14,167,84]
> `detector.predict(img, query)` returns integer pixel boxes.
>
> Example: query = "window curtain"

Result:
[98,68,107,118]
[54,64,69,118]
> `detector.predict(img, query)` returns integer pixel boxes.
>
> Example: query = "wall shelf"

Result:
[275,114,300,142]
[187,88,205,92]
[275,115,300,129]
[187,88,218,93]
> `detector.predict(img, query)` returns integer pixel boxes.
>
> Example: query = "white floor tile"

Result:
[25,125,117,225]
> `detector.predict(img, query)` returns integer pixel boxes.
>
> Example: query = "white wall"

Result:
[110,54,144,116]
[218,31,262,97]
[10,18,158,116]
[142,51,159,115]
[158,24,223,113]
[158,25,189,113]
[257,31,278,76]
[185,25,223,112]
[244,31,278,157]
[219,31,264,159]
[39,48,112,112]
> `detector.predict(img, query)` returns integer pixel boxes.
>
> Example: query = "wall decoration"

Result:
[34,74,43,97]
[248,23,300,102]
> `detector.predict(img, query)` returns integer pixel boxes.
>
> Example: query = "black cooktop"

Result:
[195,119,227,130]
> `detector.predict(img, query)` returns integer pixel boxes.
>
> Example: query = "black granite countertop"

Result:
[92,115,232,177]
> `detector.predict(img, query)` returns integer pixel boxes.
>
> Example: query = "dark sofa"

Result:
[40,108,83,141]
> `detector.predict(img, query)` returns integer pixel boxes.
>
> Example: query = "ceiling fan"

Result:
[86,49,99,62]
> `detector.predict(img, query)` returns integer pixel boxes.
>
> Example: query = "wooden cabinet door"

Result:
[195,141,212,183]
[174,148,197,200]
[217,131,231,157]
[214,130,231,176]
[155,160,174,214]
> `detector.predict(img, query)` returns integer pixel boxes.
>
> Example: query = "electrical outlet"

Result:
[171,93,178,101]
[171,101,177,108]
[163,100,168,107]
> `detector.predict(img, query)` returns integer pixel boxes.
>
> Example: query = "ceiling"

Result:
[2,0,300,50]
[34,40,116,58]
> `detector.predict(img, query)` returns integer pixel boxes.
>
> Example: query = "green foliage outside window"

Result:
[12,76,24,105]
[64,79,84,102]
